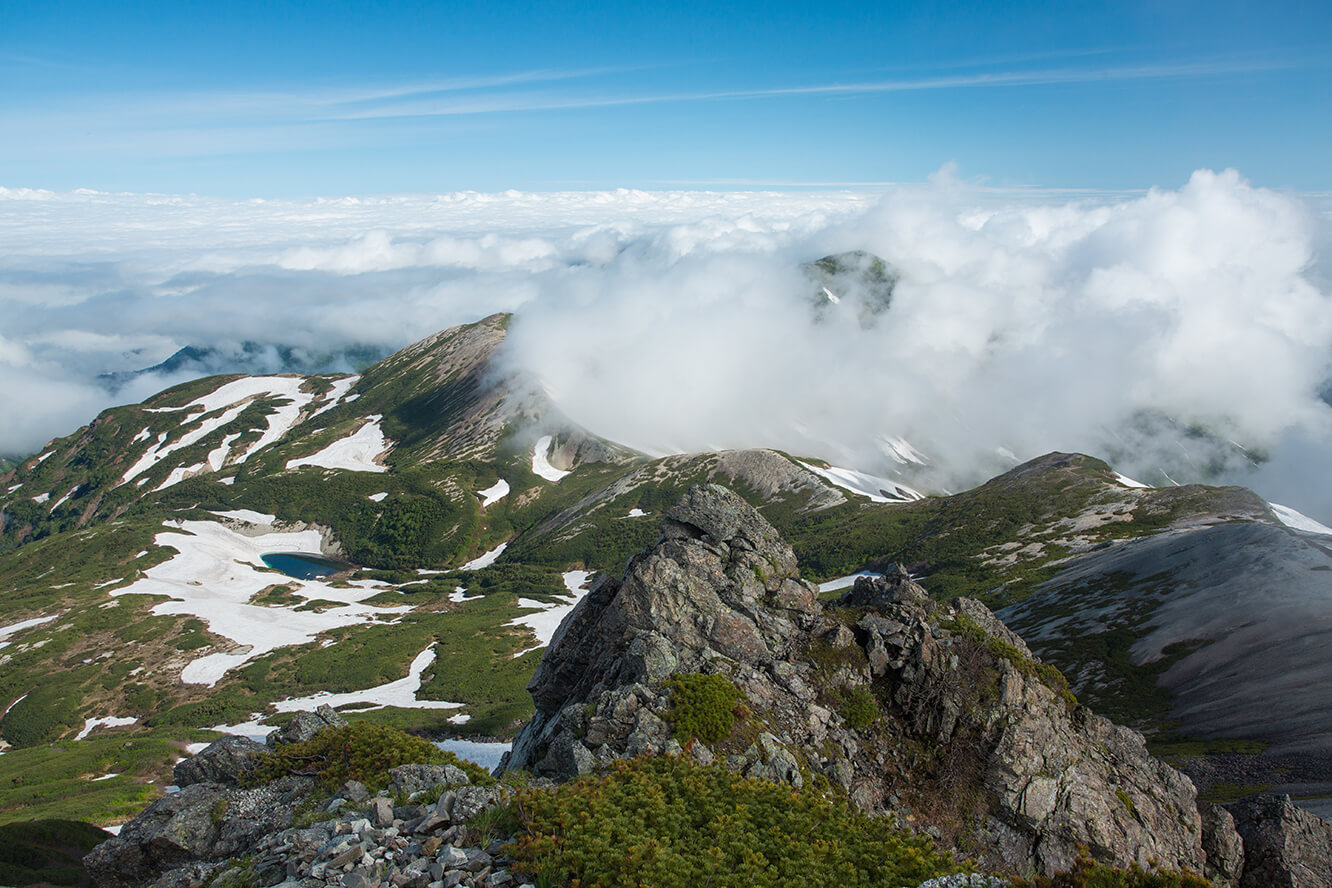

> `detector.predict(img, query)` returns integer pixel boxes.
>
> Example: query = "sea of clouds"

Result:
[2,170,1330,520]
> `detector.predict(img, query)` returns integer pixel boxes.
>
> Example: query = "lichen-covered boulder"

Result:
[84,776,313,888]
[265,703,347,747]
[173,735,267,787]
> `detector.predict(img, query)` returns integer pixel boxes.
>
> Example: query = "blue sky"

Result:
[2,0,1329,195]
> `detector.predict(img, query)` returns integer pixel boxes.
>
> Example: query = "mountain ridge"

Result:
[0,310,1329,846]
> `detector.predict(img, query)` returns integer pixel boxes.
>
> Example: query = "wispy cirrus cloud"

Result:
[4,54,1298,129]
[319,57,1297,120]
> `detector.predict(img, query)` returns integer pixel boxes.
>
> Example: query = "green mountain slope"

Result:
[0,310,1324,828]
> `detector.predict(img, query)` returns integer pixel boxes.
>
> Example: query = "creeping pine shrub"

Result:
[1011,850,1213,888]
[662,672,746,744]
[249,722,492,792]
[839,685,880,729]
[507,756,958,888]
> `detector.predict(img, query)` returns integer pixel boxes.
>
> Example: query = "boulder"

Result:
[84,784,228,888]
[1199,801,1245,887]
[84,777,313,888]
[173,735,268,787]
[1229,794,1332,887]
[389,763,471,799]
[266,704,347,747]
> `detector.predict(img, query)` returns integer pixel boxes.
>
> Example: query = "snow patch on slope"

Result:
[1270,503,1332,536]
[477,479,509,507]
[286,416,391,473]
[49,486,78,509]
[75,716,137,741]
[797,461,922,503]
[0,615,57,643]
[508,570,593,657]
[206,433,242,472]
[270,647,461,713]
[817,571,882,593]
[307,375,361,420]
[532,435,570,482]
[460,542,507,571]
[449,586,480,603]
[877,436,927,465]
[120,401,251,485]
[236,381,317,463]
[154,463,206,491]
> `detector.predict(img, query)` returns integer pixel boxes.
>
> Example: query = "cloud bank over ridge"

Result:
[1,173,1329,520]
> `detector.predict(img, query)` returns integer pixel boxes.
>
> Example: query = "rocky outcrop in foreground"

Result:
[1227,795,1332,887]
[85,729,524,888]
[500,484,1305,879]
[87,486,1332,887]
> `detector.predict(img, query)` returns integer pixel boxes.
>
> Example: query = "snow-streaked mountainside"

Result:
[0,309,1330,830]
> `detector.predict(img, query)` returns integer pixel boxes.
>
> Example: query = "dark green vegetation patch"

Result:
[249,722,492,792]
[507,756,958,888]
[662,673,747,745]
[0,818,111,888]
[838,685,880,730]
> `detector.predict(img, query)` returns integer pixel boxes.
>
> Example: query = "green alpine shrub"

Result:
[507,756,958,888]
[249,722,491,791]
[662,672,746,744]
[1012,850,1213,887]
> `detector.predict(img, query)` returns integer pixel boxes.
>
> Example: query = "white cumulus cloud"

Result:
[0,176,1329,524]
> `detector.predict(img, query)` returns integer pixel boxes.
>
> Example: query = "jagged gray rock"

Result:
[1229,794,1332,887]
[172,735,268,787]
[502,484,1209,877]
[83,776,314,888]
[1199,801,1245,887]
[266,703,348,747]
[84,734,531,888]
[389,763,471,799]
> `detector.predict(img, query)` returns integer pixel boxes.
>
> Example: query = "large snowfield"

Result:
[114,516,407,685]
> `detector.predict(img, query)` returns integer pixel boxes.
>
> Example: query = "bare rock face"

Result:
[83,777,313,888]
[507,484,820,777]
[501,484,1209,877]
[1199,802,1246,887]
[265,703,346,747]
[172,735,267,788]
[1229,794,1332,887]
